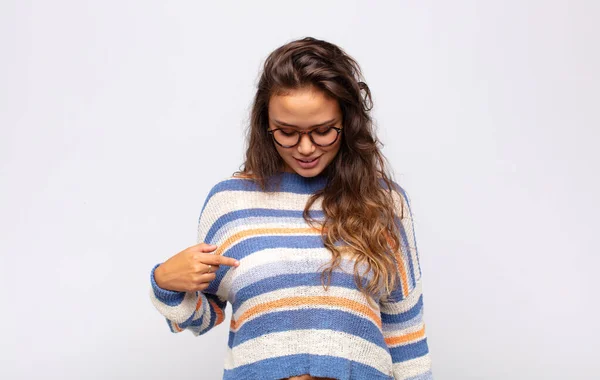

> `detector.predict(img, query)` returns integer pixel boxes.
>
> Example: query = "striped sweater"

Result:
[149,171,433,380]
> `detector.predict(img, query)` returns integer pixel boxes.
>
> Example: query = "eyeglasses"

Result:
[267,126,343,148]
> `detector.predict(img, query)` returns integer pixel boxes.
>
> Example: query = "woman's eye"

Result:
[314,127,332,135]
[280,129,296,136]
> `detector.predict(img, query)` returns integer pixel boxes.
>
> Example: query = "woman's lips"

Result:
[294,156,321,169]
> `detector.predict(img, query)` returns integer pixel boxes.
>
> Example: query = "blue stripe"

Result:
[177,305,205,329]
[205,208,325,243]
[150,263,186,306]
[382,308,424,332]
[206,235,329,293]
[204,173,328,204]
[166,318,175,333]
[388,338,429,362]
[176,292,227,332]
[231,272,370,313]
[381,295,423,324]
[206,293,226,331]
[223,353,392,380]
[207,301,216,330]
[407,371,434,380]
[229,255,370,301]
[198,173,327,227]
[230,308,387,349]
[396,216,417,290]
[395,184,422,281]
[175,311,206,330]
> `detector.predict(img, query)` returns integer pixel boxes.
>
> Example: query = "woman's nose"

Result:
[297,133,316,154]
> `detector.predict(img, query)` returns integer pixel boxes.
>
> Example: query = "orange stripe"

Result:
[208,298,225,326]
[384,231,410,298]
[394,250,410,298]
[172,321,183,332]
[214,227,322,256]
[384,325,426,346]
[174,298,224,333]
[231,296,381,331]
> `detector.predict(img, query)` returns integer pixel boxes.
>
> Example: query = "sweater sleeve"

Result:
[380,186,433,379]
[148,183,228,336]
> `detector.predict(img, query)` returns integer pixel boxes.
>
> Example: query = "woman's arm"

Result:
[149,262,227,336]
[380,185,433,379]
[148,181,230,336]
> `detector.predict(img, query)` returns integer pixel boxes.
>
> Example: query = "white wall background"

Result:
[1,1,598,379]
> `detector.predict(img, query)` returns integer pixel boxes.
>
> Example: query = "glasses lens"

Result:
[272,130,300,146]
[272,127,339,147]
[311,126,338,146]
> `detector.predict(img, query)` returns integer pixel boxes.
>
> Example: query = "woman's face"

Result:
[267,86,343,177]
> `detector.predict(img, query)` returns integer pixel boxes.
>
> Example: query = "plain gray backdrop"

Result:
[1,1,598,379]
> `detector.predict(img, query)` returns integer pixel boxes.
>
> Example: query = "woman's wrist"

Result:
[154,263,167,289]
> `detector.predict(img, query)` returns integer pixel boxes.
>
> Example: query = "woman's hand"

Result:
[154,243,240,292]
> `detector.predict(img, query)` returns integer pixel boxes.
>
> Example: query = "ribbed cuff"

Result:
[150,263,186,304]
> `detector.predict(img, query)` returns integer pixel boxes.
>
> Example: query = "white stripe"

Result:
[382,321,426,347]
[149,288,224,335]
[212,217,312,245]
[398,190,421,285]
[231,285,379,328]
[380,281,423,314]
[223,329,393,374]
[400,214,420,285]
[216,247,368,299]
[392,354,432,379]
[148,287,199,324]
[212,220,322,252]
[391,190,419,285]
[228,249,365,294]
[196,293,214,333]
[197,189,323,243]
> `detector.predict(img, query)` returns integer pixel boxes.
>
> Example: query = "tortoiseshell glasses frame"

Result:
[267,126,343,148]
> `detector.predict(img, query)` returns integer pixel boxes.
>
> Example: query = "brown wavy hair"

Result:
[233,36,410,306]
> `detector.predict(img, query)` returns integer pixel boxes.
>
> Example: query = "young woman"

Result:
[149,37,433,380]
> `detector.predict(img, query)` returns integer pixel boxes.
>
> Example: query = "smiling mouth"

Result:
[296,156,320,163]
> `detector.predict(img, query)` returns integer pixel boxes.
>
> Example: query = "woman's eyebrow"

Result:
[273,118,337,129]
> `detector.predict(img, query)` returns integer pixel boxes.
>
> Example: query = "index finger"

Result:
[200,253,240,267]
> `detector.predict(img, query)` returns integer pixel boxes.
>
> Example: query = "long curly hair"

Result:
[233,36,410,305]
